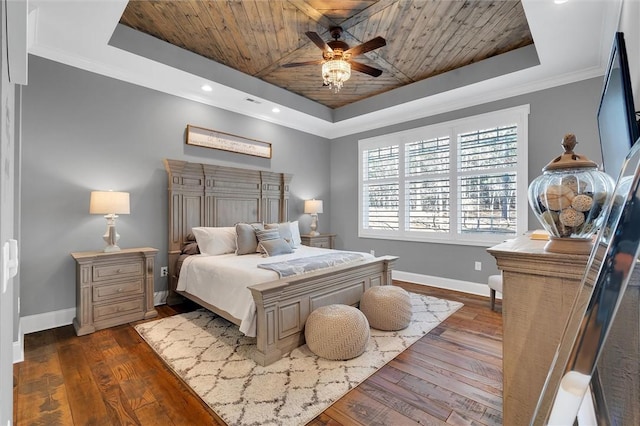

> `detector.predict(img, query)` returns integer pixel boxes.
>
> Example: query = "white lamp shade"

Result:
[304,199,323,214]
[90,191,130,215]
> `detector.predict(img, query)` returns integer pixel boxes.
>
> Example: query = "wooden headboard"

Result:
[163,159,292,303]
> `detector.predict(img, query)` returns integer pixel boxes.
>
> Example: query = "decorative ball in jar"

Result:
[528,134,615,254]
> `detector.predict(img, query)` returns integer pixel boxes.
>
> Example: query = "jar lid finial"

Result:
[543,133,598,171]
[561,133,577,153]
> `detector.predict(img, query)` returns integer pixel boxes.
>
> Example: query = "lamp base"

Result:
[102,218,121,252]
[103,244,122,253]
[309,213,320,237]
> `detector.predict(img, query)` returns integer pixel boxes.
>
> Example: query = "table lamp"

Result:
[90,191,130,252]
[304,199,323,236]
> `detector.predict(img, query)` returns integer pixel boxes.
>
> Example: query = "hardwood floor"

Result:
[13,282,502,425]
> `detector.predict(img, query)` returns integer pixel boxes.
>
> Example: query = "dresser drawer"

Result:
[92,261,142,282]
[92,279,144,303]
[93,298,144,322]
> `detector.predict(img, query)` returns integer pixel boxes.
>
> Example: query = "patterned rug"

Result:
[135,293,463,426]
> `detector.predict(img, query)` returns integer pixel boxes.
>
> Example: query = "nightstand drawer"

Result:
[93,262,142,282]
[311,237,331,248]
[93,279,144,303]
[93,298,144,322]
[301,234,335,249]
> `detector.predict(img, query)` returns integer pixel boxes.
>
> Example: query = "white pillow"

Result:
[290,221,302,247]
[192,227,237,255]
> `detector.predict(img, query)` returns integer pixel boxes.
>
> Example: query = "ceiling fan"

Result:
[283,27,386,90]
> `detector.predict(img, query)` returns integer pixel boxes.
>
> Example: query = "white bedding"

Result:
[176,246,374,337]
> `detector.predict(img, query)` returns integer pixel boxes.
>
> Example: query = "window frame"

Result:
[358,105,529,246]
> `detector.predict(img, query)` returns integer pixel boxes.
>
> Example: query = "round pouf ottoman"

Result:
[360,286,412,331]
[305,304,370,360]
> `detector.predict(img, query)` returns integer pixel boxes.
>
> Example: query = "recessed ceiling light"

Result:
[201,84,213,92]
[272,107,280,113]
[554,0,568,4]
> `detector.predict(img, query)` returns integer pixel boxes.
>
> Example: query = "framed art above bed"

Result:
[164,159,397,365]
[186,125,272,158]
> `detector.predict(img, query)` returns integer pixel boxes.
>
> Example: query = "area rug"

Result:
[135,293,463,426]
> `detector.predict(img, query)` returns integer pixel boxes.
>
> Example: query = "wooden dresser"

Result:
[300,233,335,249]
[487,235,589,425]
[488,235,640,425]
[71,247,158,336]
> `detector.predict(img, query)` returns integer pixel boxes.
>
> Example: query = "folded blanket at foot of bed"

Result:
[257,252,366,278]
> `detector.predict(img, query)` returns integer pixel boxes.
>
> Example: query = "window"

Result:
[359,105,529,246]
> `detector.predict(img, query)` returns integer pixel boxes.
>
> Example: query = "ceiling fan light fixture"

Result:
[322,59,351,92]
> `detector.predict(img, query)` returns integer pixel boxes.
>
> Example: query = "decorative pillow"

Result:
[290,221,302,247]
[236,222,264,255]
[265,222,294,248]
[181,241,200,255]
[259,238,294,257]
[255,228,280,242]
[191,227,237,256]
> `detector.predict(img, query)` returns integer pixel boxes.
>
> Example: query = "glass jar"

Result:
[528,134,615,254]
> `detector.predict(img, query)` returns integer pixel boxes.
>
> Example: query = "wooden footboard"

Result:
[248,255,397,366]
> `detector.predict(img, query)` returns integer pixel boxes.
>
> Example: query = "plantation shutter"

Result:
[358,105,528,243]
[457,125,518,235]
[405,137,450,233]
[362,145,400,230]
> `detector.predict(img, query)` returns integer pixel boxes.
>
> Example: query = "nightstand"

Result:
[300,233,336,249]
[71,247,158,336]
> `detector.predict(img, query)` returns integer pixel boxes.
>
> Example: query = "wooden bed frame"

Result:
[164,159,397,365]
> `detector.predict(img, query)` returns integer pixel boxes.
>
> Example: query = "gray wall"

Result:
[20,55,606,318]
[330,77,605,283]
[20,55,331,317]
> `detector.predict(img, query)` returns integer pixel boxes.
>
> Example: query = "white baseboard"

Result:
[393,270,501,299]
[20,290,169,339]
[15,308,74,364]
[13,323,24,364]
[21,307,76,335]
[154,290,168,306]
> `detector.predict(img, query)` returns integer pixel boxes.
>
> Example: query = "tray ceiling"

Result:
[119,0,533,109]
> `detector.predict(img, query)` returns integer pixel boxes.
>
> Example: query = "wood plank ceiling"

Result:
[119,0,533,109]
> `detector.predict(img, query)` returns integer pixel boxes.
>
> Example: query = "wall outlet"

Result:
[474,261,482,271]
[160,266,168,277]
[370,249,375,256]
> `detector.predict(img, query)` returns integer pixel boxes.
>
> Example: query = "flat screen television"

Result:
[597,32,640,180]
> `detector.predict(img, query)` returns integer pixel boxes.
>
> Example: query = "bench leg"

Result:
[490,289,496,311]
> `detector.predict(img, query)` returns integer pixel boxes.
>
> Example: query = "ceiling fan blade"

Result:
[282,60,324,68]
[350,61,383,77]
[344,36,386,57]
[305,31,332,52]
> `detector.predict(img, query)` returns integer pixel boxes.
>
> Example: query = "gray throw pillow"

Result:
[255,228,280,242]
[265,222,294,248]
[235,223,264,255]
[259,238,294,257]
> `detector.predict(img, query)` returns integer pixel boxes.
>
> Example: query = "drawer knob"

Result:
[117,269,123,273]
[117,288,123,293]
